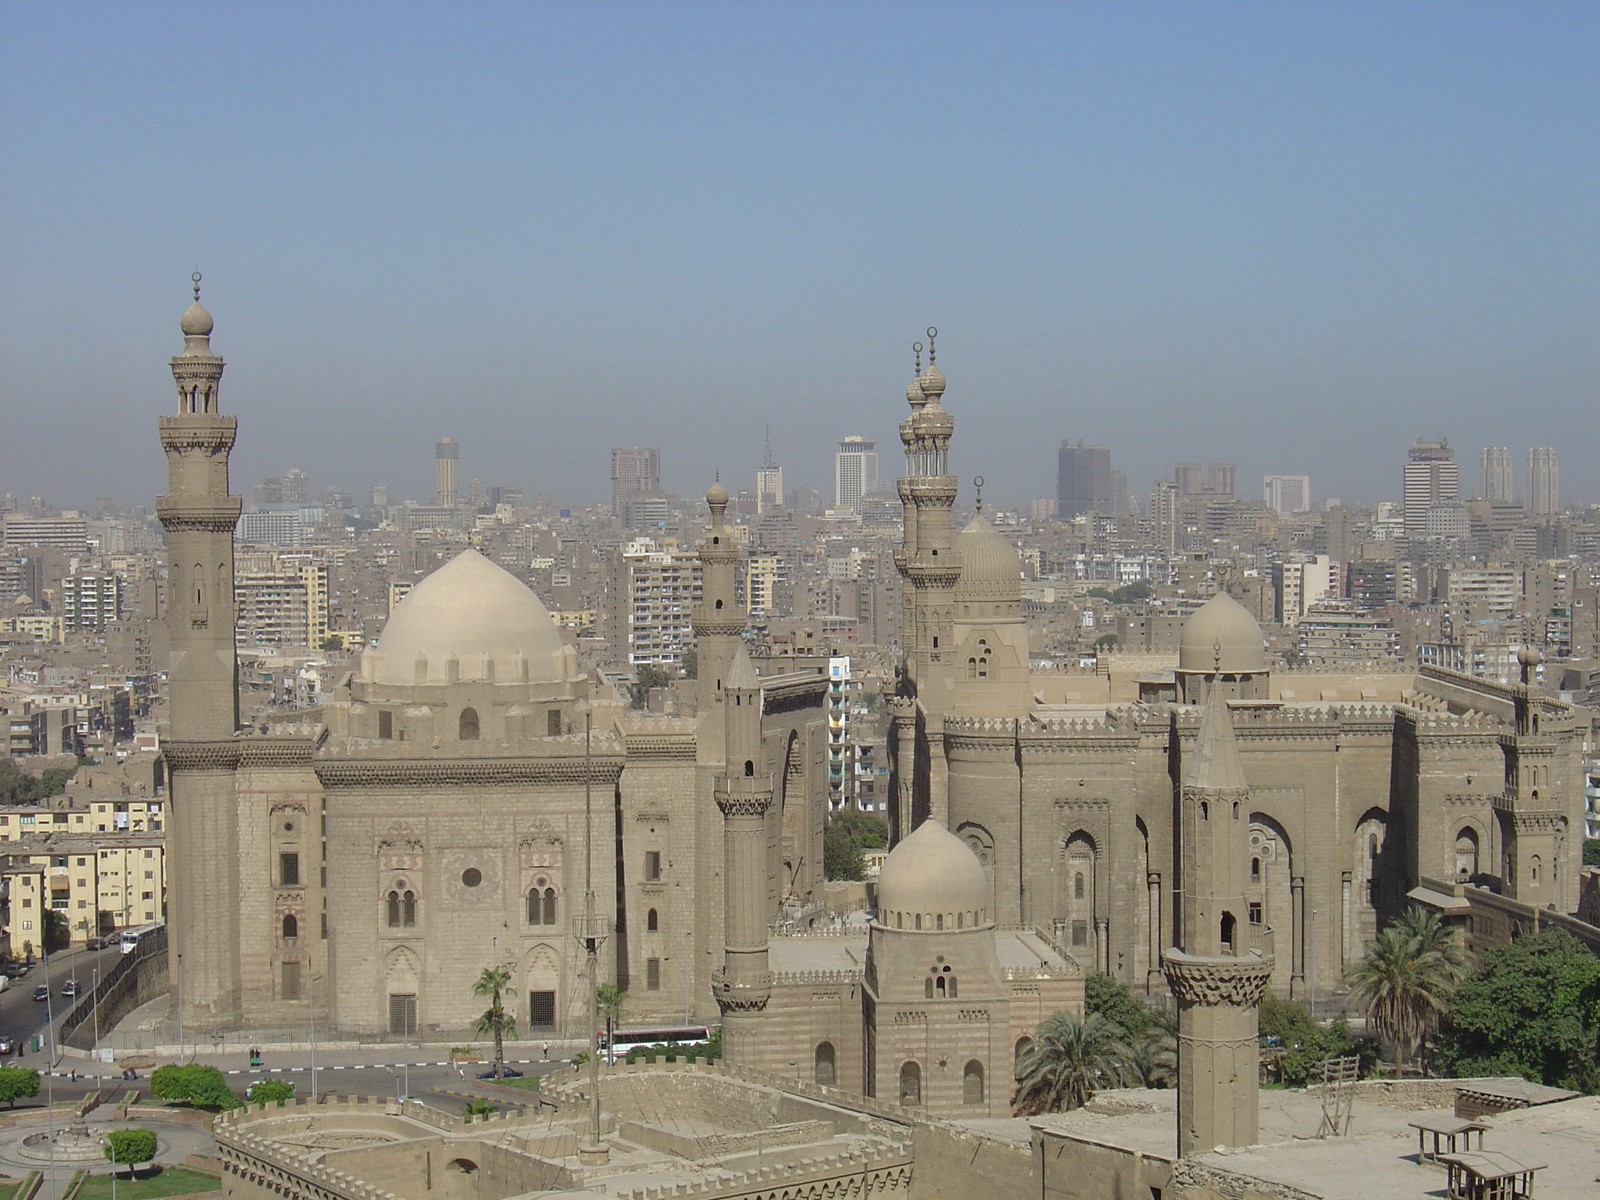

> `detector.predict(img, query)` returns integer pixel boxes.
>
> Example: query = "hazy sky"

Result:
[2,2,1596,511]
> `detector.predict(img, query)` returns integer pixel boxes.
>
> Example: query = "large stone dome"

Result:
[365,549,567,687]
[1179,591,1267,674]
[953,515,1022,604]
[877,819,991,929]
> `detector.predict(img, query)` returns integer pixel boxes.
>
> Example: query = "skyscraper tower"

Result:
[691,479,746,712]
[435,437,459,507]
[1526,447,1559,517]
[158,275,245,1027]
[834,437,879,512]
[1162,676,1273,1156]
[1056,440,1113,518]
[713,646,774,1060]
[1403,437,1458,536]
[1479,446,1514,503]
[755,427,784,515]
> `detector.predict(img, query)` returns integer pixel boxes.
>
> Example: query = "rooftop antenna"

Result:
[973,475,985,514]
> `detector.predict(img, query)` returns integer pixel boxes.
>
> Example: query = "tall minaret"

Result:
[691,479,745,713]
[158,274,241,739]
[894,330,961,700]
[158,274,244,1027]
[1162,677,1273,1155]
[713,646,774,1062]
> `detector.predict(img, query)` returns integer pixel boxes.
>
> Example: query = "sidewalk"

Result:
[85,994,586,1068]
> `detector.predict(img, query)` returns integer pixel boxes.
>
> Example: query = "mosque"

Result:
[157,286,1587,1129]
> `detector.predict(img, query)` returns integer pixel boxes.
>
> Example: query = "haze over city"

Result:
[2,1,1596,510]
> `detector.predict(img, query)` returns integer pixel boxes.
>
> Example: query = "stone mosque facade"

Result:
[158,286,1588,1127]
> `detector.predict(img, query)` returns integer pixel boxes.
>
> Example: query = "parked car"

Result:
[31,985,48,1001]
[59,980,79,998]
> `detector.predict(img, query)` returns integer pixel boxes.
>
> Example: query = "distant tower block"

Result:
[1162,677,1273,1156]
[435,437,459,507]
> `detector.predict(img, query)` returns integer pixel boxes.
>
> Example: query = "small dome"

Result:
[706,480,729,507]
[179,301,214,337]
[954,515,1021,603]
[366,549,567,687]
[917,363,946,399]
[877,820,989,924]
[1179,591,1267,674]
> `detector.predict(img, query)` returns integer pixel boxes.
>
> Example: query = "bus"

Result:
[119,923,164,955]
[598,1025,712,1063]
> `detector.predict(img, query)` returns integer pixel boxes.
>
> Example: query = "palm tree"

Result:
[596,983,628,1062]
[473,966,517,1079]
[1345,907,1469,1071]
[1012,1010,1136,1115]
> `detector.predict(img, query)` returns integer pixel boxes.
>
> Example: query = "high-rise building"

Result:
[1479,446,1514,502]
[834,436,878,513]
[1262,475,1311,515]
[610,446,661,510]
[1526,447,1559,517]
[1056,440,1113,518]
[1403,437,1457,536]
[434,437,459,507]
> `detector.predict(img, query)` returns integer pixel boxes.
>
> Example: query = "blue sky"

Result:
[2,1,1596,509]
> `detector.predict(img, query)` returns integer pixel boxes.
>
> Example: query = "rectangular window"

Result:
[644,851,661,881]
[646,958,661,991]
[279,852,300,886]
[378,710,393,739]
[281,961,302,1001]
[529,990,556,1029]
[388,993,418,1035]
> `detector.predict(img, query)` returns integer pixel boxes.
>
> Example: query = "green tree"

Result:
[1345,907,1469,1069]
[462,1098,497,1121]
[104,1128,158,1178]
[824,810,888,882]
[597,983,628,1062]
[1083,973,1152,1039]
[1013,1011,1135,1115]
[42,910,70,954]
[148,1063,240,1109]
[629,665,674,709]
[0,1067,41,1107]
[473,966,517,1079]
[246,1079,295,1104]
[1432,928,1600,1092]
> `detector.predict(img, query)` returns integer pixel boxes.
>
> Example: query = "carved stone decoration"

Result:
[1160,950,1275,1007]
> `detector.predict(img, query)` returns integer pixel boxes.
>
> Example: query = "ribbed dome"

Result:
[179,301,214,337]
[366,549,566,686]
[953,515,1022,603]
[1179,591,1267,674]
[877,820,989,926]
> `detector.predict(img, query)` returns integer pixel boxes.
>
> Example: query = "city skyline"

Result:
[3,4,1597,509]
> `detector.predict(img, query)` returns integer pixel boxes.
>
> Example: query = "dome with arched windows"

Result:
[876,819,991,931]
[1178,590,1267,674]
[363,549,568,687]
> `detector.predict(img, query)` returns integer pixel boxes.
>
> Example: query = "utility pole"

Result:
[572,703,610,1167]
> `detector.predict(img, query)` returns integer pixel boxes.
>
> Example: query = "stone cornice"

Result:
[1161,949,1274,1007]
[314,756,625,790]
